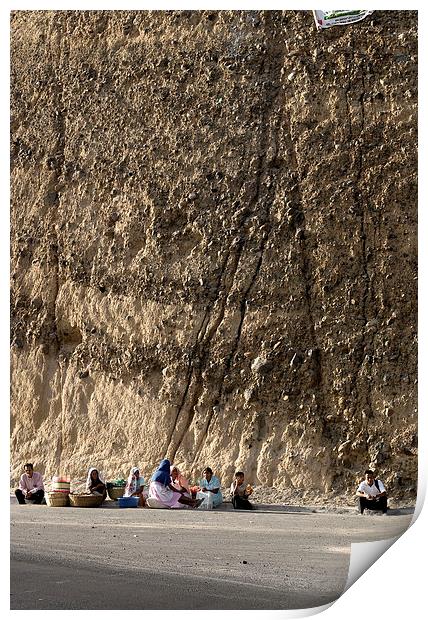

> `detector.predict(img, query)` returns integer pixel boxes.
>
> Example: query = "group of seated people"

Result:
[14,463,389,514]
[14,459,256,510]
[110,460,255,510]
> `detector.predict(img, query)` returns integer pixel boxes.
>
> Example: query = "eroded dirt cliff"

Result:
[10,10,417,501]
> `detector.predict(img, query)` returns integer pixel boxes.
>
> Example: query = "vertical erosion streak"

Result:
[194,229,269,459]
[280,59,331,434]
[47,12,68,464]
[162,293,218,458]
[165,13,290,463]
[346,37,373,419]
[356,59,374,419]
[163,248,237,459]
[47,13,67,344]
[191,13,287,461]
[167,232,254,463]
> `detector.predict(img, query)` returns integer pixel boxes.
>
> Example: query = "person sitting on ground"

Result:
[170,464,191,497]
[230,471,254,510]
[147,458,203,509]
[356,469,388,514]
[86,467,107,501]
[15,463,45,505]
[197,466,223,509]
[124,466,147,507]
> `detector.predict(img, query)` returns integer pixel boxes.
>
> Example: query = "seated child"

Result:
[230,471,254,510]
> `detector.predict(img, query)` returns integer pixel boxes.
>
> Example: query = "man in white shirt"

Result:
[14,463,45,504]
[356,469,388,514]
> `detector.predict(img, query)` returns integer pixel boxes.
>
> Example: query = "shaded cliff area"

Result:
[10,10,417,501]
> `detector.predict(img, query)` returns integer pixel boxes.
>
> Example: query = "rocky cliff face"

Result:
[10,10,417,501]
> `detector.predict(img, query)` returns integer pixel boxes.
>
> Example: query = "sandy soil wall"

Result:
[10,10,417,499]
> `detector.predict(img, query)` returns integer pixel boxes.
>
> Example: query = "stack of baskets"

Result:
[46,475,71,507]
[52,476,71,494]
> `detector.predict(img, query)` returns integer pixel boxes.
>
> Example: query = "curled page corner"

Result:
[344,478,425,595]
[259,600,334,619]
[345,536,400,592]
[410,475,426,526]
[294,601,334,618]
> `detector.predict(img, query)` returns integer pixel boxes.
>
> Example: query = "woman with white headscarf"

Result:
[124,466,146,506]
[86,467,107,501]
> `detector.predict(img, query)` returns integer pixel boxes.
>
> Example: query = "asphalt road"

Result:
[10,502,413,610]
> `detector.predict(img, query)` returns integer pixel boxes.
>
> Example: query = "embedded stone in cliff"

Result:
[251,356,269,373]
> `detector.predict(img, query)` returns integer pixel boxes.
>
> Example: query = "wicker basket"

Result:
[46,492,69,507]
[107,486,126,501]
[69,494,104,508]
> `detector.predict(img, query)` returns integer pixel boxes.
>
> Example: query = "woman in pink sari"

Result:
[147,459,202,509]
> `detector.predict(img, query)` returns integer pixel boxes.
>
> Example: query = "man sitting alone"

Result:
[15,463,45,504]
[356,469,387,514]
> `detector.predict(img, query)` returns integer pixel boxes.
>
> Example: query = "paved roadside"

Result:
[10,502,413,609]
